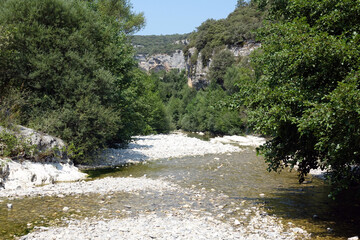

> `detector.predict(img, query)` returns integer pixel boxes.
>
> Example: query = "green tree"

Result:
[244,0,360,196]
[223,63,254,95]
[209,50,235,87]
[156,70,188,102]
[122,69,171,135]
[0,0,142,162]
[86,0,145,34]
[236,0,248,8]
[185,4,263,65]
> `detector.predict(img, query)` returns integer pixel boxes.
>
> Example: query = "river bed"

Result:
[0,133,359,239]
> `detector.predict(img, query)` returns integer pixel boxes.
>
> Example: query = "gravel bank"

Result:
[0,176,176,198]
[20,211,309,240]
[95,132,248,167]
[7,133,311,240]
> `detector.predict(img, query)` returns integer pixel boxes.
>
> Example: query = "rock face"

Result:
[185,42,261,89]
[0,126,87,190]
[136,42,261,89]
[0,125,69,163]
[137,50,186,72]
[19,126,69,162]
[228,42,261,57]
[185,47,210,90]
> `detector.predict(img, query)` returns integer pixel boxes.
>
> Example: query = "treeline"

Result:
[131,34,190,56]
[0,0,170,163]
[153,69,246,136]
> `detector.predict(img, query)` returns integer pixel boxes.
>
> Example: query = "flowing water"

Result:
[0,140,359,239]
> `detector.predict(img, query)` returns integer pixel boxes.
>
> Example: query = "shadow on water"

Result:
[260,183,360,239]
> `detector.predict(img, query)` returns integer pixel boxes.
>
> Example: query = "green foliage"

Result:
[0,88,26,129]
[224,62,254,95]
[120,69,171,136]
[186,4,263,64]
[155,70,188,102]
[131,34,190,56]
[0,0,155,163]
[180,88,245,135]
[86,0,145,34]
[241,0,360,195]
[0,26,15,90]
[152,69,246,135]
[209,50,235,86]
[236,0,249,8]
[0,130,36,159]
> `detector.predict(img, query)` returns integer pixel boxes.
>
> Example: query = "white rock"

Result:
[211,135,266,147]
[3,160,87,190]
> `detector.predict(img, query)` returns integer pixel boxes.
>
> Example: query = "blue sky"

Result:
[131,0,238,35]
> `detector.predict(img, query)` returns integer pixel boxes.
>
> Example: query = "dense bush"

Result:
[0,0,172,163]
[180,88,245,135]
[241,0,360,196]
[209,50,235,87]
[121,69,171,135]
[153,70,246,135]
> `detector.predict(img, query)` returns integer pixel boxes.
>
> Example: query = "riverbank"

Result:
[1,132,321,239]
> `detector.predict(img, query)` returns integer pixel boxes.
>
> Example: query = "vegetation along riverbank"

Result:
[0,0,359,239]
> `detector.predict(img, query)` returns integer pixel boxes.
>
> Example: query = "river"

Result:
[0,133,359,239]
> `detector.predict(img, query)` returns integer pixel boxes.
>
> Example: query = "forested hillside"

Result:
[131,34,190,56]
[184,1,263,65]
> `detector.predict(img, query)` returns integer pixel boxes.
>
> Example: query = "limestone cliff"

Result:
[136,50,186,72]
[135,41,261,89]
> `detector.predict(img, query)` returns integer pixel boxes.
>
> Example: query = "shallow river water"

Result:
[0,139,359,239]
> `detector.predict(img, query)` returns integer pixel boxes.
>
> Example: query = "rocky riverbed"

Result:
[20,210,309,240]
[8,132,315,239]
[6,132,354,239]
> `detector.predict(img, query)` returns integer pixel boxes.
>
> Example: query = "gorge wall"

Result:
[135,42,261,89]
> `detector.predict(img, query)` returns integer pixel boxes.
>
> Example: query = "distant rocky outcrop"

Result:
[186,42,261,89]
[136,50,187,72]
[135,41,261,89]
